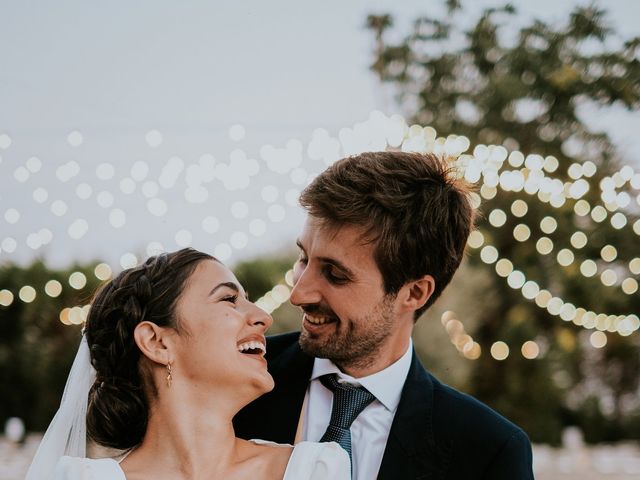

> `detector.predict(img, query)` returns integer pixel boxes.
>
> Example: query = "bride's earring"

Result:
[166,362,172,388]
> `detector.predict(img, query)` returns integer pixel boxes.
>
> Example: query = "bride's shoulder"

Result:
[53,456,126,480]
[287,442,350,480]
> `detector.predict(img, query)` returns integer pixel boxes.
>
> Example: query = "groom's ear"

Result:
[134,321,174,365]
[397,274,435,315]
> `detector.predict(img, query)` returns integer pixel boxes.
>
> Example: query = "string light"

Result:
[68,272,87,290]
[491,341,510,360]
[254,274,292,314]
[440,311,482,360]
[590,331,607,348]
[58,304,91,326]
[467,186,638,295]
[521,341,540,359]
[18,286,36,303]
[0,262,119,314]
[3,115,638,358]
[44,280,63,298]
[94,263,112,280]
[0,290,14,306]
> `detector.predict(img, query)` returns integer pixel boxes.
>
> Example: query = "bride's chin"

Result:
[255,371,275,393]
[251,372,275,396]
[263,374,275,393]
[234,375,274,409]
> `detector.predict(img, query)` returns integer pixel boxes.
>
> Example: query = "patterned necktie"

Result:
[319,373,376,465]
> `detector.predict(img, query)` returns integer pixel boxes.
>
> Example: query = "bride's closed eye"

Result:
[221,294,238,304]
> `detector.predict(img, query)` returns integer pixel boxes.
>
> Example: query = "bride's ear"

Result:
[134,321,174,365]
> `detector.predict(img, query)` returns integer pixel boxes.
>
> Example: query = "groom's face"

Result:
[290,216,411,377]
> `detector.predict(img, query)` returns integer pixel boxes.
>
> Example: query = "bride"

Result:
[26,248,349,480]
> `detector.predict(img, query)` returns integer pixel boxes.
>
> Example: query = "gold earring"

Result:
[166,362,172,388]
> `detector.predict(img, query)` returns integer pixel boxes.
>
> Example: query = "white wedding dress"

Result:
[53,440,350,480]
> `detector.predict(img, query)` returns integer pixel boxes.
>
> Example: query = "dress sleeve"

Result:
[284,442,350,480]
[53,456,126,480]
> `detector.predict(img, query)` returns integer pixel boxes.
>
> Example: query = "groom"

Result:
[234,151,534,479]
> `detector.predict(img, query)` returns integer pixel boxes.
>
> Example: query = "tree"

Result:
[368,2,640,443]
[0,260,104,430]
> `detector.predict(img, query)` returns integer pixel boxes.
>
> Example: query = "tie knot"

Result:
[319,374,376,428]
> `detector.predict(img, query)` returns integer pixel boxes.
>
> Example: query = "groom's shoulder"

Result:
[428,373,528,446]
[420,373,533,477]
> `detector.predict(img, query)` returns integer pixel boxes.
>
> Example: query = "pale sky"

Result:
[1,0,638,269]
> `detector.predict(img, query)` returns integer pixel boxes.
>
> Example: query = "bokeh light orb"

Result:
[467,230,484,248]
[557,249,575,267]
[580,260,598,278]
[0,290,14,307]
[495,258,514,277]
[480,246,499,264]
[521,341,540,359]
[19,286,36,303]
[45,280,63,298]
[490,341,509,361]
[513,224,530,242]
[621,278,638,295]
[590,331,607,348]
[94,263,112,281]
[68,272,87,290]
[570,232,587,249]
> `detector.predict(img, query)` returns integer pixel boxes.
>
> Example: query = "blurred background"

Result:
[1,1,639,478]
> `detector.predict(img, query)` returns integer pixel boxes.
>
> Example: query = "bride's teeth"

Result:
[237,341,266,353]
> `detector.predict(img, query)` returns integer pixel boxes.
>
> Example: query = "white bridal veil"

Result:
[25,336,95,480]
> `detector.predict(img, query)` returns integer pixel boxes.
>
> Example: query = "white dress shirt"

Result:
[301,341,413,480]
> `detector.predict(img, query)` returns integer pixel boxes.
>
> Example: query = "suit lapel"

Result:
[377,351,441,480]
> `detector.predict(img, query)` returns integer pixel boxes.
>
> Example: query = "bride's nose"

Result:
[247,303,273,331]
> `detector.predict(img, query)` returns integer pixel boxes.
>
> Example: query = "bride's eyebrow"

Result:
[208,282,248,299]
[208,282,239,297]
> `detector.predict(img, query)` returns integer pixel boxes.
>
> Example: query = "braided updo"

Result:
[85,248,213,450]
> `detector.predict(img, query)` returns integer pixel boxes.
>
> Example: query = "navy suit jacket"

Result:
[234,332,534,479]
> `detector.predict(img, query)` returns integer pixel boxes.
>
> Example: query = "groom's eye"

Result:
[323,266,348,285]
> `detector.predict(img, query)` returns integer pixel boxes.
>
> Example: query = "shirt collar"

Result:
[310,339,413,412]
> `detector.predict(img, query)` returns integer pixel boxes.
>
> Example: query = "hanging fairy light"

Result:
[2,114,638,362]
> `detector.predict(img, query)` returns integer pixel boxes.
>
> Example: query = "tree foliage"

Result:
[368,2,640,443]
[0,261,101,430]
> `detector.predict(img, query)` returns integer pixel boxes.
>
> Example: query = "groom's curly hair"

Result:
[85,248,213,450]
[300,151,475,319]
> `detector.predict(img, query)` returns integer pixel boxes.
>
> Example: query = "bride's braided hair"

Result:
[85,248,213,450]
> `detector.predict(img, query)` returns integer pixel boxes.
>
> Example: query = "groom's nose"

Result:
[289,263,322,307]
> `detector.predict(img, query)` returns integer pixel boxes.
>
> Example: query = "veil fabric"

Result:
[26,335,95,480]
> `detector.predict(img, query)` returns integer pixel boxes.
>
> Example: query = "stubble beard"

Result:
[299,295,396,372]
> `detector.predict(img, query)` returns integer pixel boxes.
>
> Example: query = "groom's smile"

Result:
[302,311,339,337]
